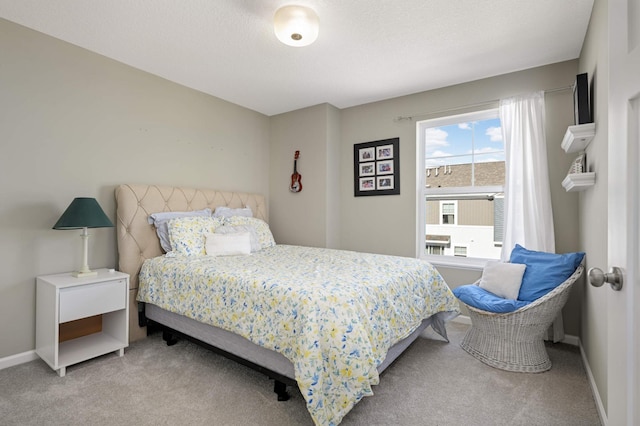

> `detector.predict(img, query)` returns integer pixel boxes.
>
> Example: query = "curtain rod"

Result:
[393,84,573,122]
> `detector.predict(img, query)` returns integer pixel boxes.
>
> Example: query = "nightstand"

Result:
[36,269,129,377]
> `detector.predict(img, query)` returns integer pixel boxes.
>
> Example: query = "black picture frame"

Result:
[573,73,592,125]
[354,138,400,197]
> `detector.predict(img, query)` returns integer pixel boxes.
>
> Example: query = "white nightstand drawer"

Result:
[59,279,127,323]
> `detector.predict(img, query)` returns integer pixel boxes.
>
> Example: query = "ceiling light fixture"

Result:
[274,5,319,47]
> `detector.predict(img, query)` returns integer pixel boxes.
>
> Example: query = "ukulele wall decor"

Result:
[289,150,302,193]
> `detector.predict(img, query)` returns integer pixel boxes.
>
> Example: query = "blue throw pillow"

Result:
[453,285,530,313]
[509,244,585,302]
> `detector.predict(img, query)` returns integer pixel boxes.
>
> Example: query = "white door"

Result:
[607,0,639,424]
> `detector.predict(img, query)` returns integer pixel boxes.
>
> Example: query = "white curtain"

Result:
[500,91,555,259]
[499,92,563,341]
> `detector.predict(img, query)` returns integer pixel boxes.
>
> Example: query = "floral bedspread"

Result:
[137,245,459,425]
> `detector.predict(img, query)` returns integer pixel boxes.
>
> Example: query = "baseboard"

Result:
[579,340,608,426]
[561,334,579,346]
[0,350,38,370]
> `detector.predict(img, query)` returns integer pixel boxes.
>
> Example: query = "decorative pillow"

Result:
[205,232,251,256]
[453,285,530,313]
[478,261,526,300]
[148,208,212,252]
[224,216,275,250]
[215,225,261,252]
[167,216,224,257]
[213,206,253,219]
[509,244,585,302]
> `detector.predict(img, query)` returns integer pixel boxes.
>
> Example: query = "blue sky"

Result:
[424,117,504,167]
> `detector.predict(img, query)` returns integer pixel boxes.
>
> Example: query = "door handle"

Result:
[588,266,624,291]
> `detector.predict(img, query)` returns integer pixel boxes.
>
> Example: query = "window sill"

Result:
[421,255,489,271]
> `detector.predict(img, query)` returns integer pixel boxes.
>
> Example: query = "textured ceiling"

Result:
[0,0,595,116]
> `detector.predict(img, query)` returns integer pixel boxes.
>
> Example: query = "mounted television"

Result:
[573,73,592,124]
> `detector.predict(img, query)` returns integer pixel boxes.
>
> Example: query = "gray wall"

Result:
[0,19,270,358]
[337,61,584,332]
[577,0,609,414]
[1,16,588,361]
[269,103,341,249]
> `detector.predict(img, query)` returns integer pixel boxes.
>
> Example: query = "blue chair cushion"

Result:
[453,284,530,313]
[509,244,585,302]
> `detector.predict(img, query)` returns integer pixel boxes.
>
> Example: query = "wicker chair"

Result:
[459,263,584,373]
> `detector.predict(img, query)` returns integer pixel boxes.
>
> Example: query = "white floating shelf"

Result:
[561,123,596,153]
[562,172,596,192]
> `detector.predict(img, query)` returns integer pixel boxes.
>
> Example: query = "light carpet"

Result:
[0,322,601,425]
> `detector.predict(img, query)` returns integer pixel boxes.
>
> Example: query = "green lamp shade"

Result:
[53,197,114,229]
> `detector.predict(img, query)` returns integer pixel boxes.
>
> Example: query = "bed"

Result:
[115,184,459,426]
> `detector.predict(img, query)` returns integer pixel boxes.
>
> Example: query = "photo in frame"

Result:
[377,160,394,175]
[359,162,375,176]
[359,147,375,162]
[354,137,400,196]
[359,177,376,191]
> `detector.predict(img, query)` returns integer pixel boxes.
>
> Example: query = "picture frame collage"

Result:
[353,137,400,197]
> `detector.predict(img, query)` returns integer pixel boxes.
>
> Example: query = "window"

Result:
[440,201,456,225]
[454,246,468,257]
[417,109,505,265]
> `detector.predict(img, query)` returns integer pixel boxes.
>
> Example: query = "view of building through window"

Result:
[418,110,505,261]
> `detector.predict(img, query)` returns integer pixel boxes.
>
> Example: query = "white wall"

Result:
[0,19,270,358]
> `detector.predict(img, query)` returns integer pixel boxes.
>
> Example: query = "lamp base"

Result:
[72,270,98,278]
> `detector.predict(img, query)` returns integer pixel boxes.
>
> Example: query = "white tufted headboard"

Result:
[115,184,267,340]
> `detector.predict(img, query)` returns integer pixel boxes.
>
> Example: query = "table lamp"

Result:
[53,197,114,277]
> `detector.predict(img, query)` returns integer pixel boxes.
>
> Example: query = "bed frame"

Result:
[115,183,447,400]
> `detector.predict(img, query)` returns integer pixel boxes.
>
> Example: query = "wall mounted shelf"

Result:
[561,123,595,153]
[562,172,596,192]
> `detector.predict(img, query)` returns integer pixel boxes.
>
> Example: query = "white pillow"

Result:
[215,225,261,252]
[478,261,527,300]
[205,232,251,256]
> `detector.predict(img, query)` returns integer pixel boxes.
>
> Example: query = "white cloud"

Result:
[463,146,505,162]
[425,159,447,168]
[470,147,500,154]
[486,126,503,142]
[430,149,451,158]
[425,150,452,167]
[476,157,502,163]
[424,128,449,154]
[458,122,471,130]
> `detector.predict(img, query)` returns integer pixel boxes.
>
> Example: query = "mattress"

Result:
[137,244,459,425]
